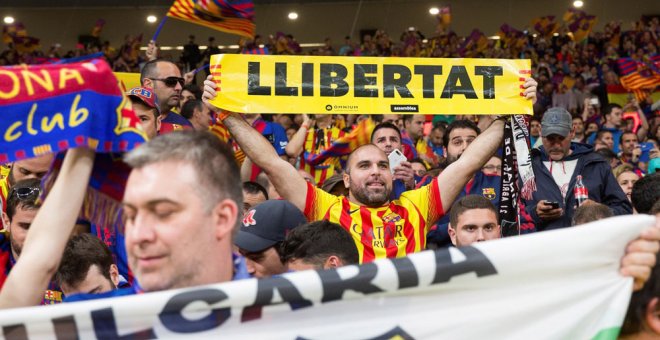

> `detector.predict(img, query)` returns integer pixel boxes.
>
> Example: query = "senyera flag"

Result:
[167,0,256,39]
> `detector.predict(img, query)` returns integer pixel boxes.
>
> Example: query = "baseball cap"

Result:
[126,86,160,114]
[541,107,572,137]
[234,200,307,253]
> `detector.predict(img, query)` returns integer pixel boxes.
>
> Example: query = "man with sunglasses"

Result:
[0,153,54,213]
[0,179,64,304]
[140,59,193,134]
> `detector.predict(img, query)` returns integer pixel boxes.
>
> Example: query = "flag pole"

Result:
[152,16,168,42]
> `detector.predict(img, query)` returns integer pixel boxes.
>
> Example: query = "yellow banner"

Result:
[114,72,141,92]
[209,54,532,115]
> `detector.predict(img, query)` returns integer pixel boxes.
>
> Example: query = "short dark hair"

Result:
[631,173,660,214]
[595,148,617,162]
[180,99,203,120]
[242,181,269,200]
[572,203,613,225]
[602,103,622,119]
[443,119,481,148]
[140,59,176,85]
[618,131,637,146]
[182,84,202,100]
[55,233,115,289]
[410,158,427,170]
[6,178,41,221]
[280,220,359,268]
[449,195,498,228]
[371,122,402,142]
[595,129,612,141]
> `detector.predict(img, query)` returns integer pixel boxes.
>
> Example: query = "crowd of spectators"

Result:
[0,10,658,338]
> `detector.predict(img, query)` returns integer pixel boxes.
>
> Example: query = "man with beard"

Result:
[203,77,539,262]
[0,179,65,304]
[140,59,192,133]
[425,119,518,248]
[522,107,631,230]
[0,154,54,213]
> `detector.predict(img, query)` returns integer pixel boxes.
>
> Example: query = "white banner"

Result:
[0,215,654,339]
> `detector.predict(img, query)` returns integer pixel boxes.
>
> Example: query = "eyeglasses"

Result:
[482,165,502,172]
[9,186,41,200]
[150,77,185,88]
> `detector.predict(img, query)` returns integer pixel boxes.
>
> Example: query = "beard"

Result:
[350,177,390,207]
[444,152,461,167]
[7,166,16,187]
[9,231,22,258]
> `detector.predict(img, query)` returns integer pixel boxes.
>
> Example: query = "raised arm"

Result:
[437,119,505,208]
[0,148,95,309]
[436,77,537,210]
[285,114,313,158]
[202,77,307,211]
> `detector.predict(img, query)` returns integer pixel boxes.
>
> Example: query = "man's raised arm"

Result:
[437,78,538,210]
[202,76,307,211]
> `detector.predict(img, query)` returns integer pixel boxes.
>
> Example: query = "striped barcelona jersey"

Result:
[304,179,444,263]
[299,127,346,185]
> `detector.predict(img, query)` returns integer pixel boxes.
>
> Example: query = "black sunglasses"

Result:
[9,186,41,200]
[150,77,185,88]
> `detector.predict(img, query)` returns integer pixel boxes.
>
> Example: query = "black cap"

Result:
[234,200,307,252]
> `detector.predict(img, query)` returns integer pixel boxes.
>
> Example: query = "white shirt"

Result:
[543,159,578,200]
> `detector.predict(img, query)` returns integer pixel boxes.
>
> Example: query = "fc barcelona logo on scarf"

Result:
[482,188,496,200]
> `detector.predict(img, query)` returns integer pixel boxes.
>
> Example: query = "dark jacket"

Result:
[524,142,632,231]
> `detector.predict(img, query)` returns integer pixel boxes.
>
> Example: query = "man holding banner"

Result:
[202,75,537,262]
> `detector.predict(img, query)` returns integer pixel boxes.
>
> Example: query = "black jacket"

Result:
[523,142,632,231]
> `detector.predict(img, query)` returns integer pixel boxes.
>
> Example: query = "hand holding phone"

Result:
[388,149,407,174]
[545,200,560,209]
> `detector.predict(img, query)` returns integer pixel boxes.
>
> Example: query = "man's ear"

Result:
[342,172,350,189]
[323,255,342,269]
[448,223,457,246]
[143,78,154,88]
[109,264,120,287]
[645,297,660,333]
[214,199,239,240]
[1,212,9,231]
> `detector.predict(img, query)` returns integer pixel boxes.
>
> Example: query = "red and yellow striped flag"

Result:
[166,0,255,39]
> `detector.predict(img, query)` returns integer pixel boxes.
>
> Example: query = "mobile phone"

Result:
[589,97,599,107]
[545,201,560,209]
[388,149,407,174]
[639,142,654,163]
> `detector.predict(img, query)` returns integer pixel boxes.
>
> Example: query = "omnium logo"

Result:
[391,104,419,112]
[326,104,359,112]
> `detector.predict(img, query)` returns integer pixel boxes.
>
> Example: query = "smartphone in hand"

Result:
[388,149,407,174]
[545,200,560,209]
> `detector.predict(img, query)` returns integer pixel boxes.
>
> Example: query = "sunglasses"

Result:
[9,186,41,200]
[150,77,185,88]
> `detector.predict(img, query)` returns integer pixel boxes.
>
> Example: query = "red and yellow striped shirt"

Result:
[304,179,444,263]
[299,127,346,185]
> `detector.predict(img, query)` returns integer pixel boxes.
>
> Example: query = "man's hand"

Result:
[184,70,195,85]
[202,75,221,111]
[523,78,538,104]
[145,40,158,61]
[393,161,415,190]
[536,200,563,221]
[620,225,659,291]
[631,144,642,163]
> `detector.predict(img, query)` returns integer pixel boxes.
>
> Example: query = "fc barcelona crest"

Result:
[482,187,496,200]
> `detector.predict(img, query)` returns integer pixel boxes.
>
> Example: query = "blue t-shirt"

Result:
[427,172,501,248]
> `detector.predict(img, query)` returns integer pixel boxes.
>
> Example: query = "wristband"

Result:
[217,110,231,121]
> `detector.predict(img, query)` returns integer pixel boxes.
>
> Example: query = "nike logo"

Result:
[348,208,360,214]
